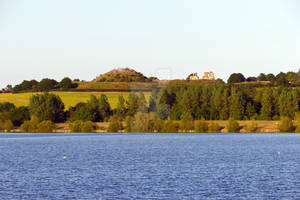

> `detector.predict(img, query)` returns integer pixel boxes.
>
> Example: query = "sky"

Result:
[0,0,300,88]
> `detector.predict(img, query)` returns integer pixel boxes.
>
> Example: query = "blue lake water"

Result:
[0,133,300,199]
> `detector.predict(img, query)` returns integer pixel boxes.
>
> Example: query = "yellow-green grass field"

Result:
[0,92,151,109]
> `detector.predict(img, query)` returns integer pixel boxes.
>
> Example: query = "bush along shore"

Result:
[2,84,300,133]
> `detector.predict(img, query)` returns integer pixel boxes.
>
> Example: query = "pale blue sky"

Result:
[1,0,300,88]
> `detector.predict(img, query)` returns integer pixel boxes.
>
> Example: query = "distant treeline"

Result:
[228,70,300,86]
[3,69,300,93]
[11,77,79,93]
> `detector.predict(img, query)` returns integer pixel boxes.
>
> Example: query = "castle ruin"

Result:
[187,72,215,80]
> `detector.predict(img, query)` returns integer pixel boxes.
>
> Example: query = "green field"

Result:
[0,92,151,109]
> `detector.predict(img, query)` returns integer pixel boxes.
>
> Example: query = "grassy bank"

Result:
[0,91,151,109]
[1,120,288,133]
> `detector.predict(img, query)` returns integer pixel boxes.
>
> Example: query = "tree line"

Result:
[1,84,300,132]
[227,70,300,86]
[11,77,79,93]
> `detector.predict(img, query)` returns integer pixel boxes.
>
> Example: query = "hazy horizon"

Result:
[1,0,300,88]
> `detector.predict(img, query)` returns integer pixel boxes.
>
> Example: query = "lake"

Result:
[0,133,300,199]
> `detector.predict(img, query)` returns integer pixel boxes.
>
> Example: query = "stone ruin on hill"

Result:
[187,72,215,80]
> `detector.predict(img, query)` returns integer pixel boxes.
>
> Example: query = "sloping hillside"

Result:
[94,68,154,82]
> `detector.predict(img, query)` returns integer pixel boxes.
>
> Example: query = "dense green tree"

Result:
[266,73,276,82]
[9,106,30,126]
[29,93,65,123]
[260,88,274,120]
[229,88,246,120]
[59,77,73,90]
[98,94,112,121]
[13,80,38,92]
[227,73,246,83]
[276,72,289,86]
[257,73,267,81]
[137,92,148,113]
[126,93,139,116]
[115,96,127,119]
[36,78,58,91]
[279,89,298,118]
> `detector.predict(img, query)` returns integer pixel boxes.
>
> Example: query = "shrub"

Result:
[295,125,300,133]
[69,120,82,132]
[245,120,258,132]
[20,121,36,133]
[69,120,96,133]
[208,122,222,132]
[3,120,14,132]
[124,116,132,132]
[107,116,123,133]
[162,120,179,133]
[180,113,194,132]
[37,120,56,133]
[226,118,240,133]
[195,119,208,133]
[131,112,149,132]
[278,117,294,132]
[81,121,97,133]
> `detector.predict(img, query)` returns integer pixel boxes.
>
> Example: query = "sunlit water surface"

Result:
[0,133,300,199]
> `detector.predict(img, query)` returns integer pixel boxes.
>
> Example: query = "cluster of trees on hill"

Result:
[228,70,300,86]
[12,77,78,93]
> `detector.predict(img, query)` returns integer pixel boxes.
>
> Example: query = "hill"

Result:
[94,68,155,82]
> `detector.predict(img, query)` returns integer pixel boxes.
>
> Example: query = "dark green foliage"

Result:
[276,72,289,86]
[126,93,139,116]
[0,102,15,112]
[227,73,246,83]
[36,78,58,92]
[37,120,56,133]
[98,94,112,121]
[260,88,274,120]
[115,96,127,119]
[278,117,294,132]
[59,77,73,90]
[107,116,123,132]
[13,80,38,92]
[257,73,267,81]
[226,118,240,133]
[246,77,258,82]
[9,106,30,126]
[69,94,111,122]
[195,119,208,133]
[29,93,65,123]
